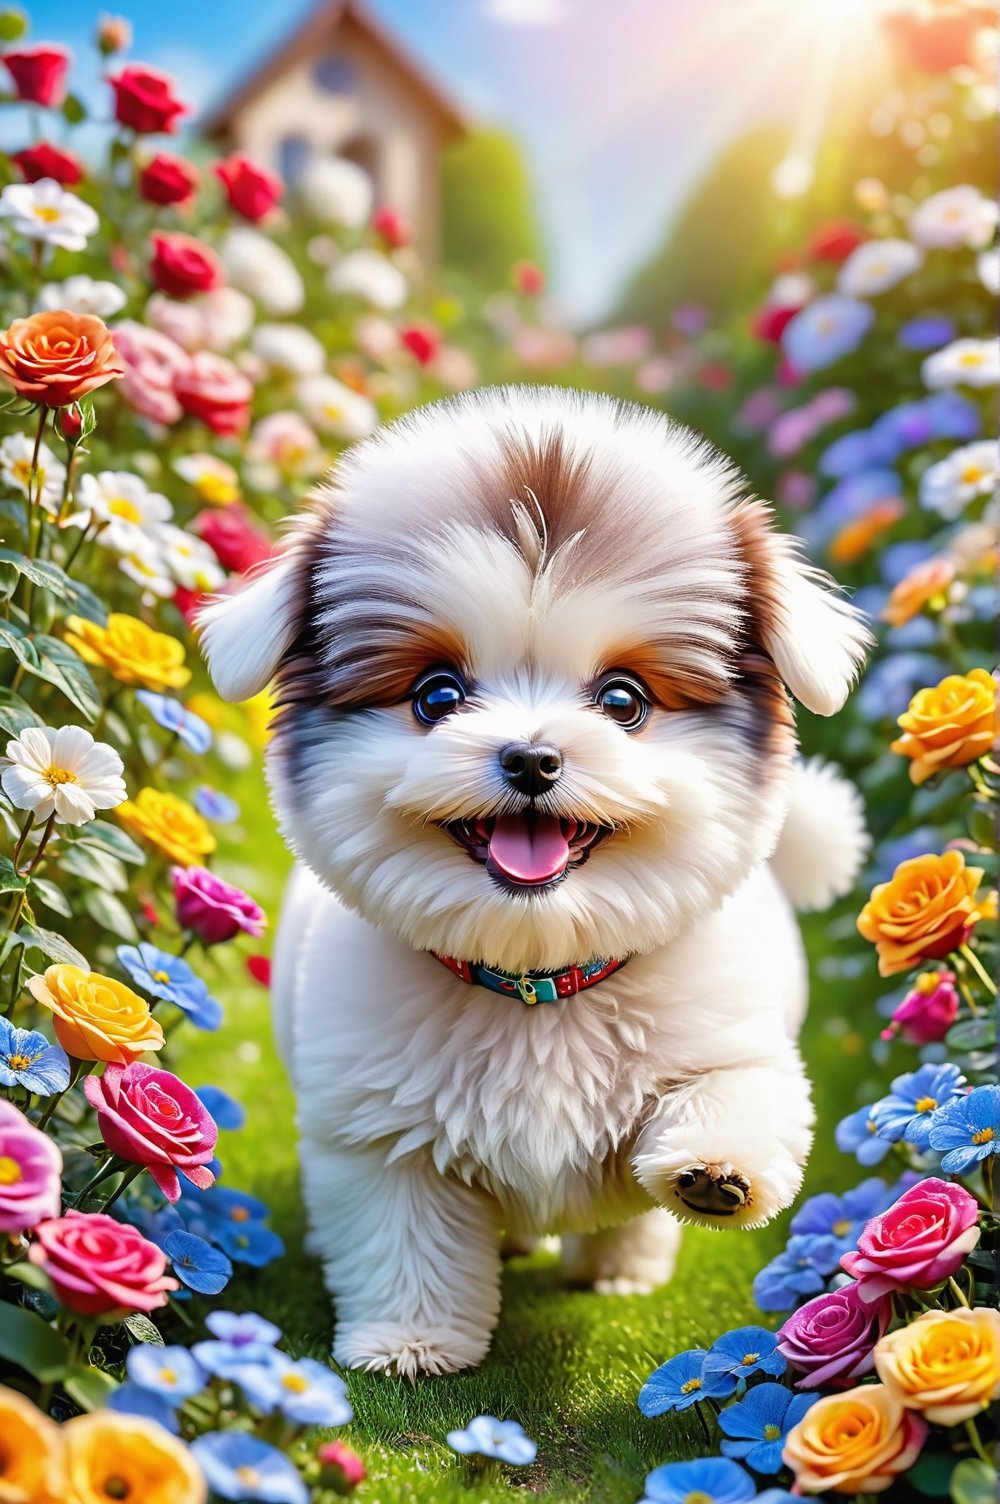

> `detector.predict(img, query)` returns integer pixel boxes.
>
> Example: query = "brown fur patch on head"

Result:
[729,499,785,650]
[596,644,732,713]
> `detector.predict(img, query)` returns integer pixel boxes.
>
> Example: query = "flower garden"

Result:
[0,5,996,1503]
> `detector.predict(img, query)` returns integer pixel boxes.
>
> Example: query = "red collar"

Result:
[431,952,627,1005]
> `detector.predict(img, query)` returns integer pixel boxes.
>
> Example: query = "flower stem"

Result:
[984,1153,995,1214]
[959,944,997,997]
[964,1419,991,1466]
[22,405,50,624]
[948,1275,970,1308]
[98,1161,143,1212]
[71,1157,119,1207]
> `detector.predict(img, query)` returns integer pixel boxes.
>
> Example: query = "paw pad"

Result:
[675,1166,752,1217]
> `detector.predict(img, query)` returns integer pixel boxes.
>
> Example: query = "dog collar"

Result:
[431,952,627,1005]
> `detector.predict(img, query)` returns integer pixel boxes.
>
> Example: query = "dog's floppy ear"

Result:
[735,501,873,716]
[197,553,300,703]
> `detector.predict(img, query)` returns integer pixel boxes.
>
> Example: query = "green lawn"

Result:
[175,759,882,1503]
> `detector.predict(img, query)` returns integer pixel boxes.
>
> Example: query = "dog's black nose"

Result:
[498,742,563,797]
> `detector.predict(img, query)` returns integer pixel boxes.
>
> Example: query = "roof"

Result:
[201,0,466,140]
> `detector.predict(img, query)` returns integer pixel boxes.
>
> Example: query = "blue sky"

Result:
[23,0,878,319]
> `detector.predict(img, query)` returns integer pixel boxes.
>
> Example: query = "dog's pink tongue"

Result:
[488,813,569,885]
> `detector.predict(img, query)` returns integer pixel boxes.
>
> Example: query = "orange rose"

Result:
[27,963,164,1064]
[875,1307,1000,1426]
[892,668,998,784]
[64,1411,205,1504]
[829,499,905,565]
[882,557,955,627]
[0,310,124,408]
[0,1383,67,1504]
[783,1383,927,1494]
[857,850,994,976]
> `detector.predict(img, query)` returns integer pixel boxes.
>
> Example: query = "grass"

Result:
[174,757,883,1502]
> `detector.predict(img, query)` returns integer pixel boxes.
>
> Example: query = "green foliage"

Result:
[442,128,545,290]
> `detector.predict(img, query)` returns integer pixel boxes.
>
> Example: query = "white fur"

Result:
[202,386,869,1376]
[770,757,871,912]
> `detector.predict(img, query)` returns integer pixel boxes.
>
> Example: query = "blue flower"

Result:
[194,785,240,823]
[642,1457,755,1504]
[191,1339,281,1385]
[257,1354,353,1426]
[782,295,874,372]
[194,1086,246,1131]
[871,1062,967,1150]
[105,1382,179,1433]
[718,1382,816,1473]
[855,652,949,723]
[835,1105,893,1165]
[870,400,935,457]
[206,1309,281,1347]
[116,942,223,1032]
[790,1179,889,1252]
[928,1084,1000,1173]
[818,429,878,478]
[924,390,981,441]
[118,1200,185,1249]
[178,1184,285,1266]
[126,1343,205,1402]
[164,1230,233,1295]
[136,691,212,754]
[701,1327,786,1397]
[0,1016,69,1095]
[638,1349,708,1415]
[190,1433,308,1504]
[446,1415,537,1465]
[753,1235,841,1313]
[899,315,956,351]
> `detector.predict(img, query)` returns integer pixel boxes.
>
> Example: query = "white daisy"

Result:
[158,523,226,591]
[77,470,173,554]
[976,248,998,297]
[0,433,66,512]
[909,185,998,251]
[172,453,240,505]
[919,440,998,519]
[296,373,378,440]
[118,543,175,600]
[0,179,99,252]
[1,725,126,826]
[251,323,326,377]
[922,338,1000,390]
[836,238,923,297]
[39,275,127,319]
[326,249,407,311]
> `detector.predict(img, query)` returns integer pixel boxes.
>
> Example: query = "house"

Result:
[201,0,466,266]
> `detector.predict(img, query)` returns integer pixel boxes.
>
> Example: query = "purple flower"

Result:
[777,1282,891,1389]
[899,315,956,351]
[818,430,878,478]
[172,865,266,945]
[194,785,240,824]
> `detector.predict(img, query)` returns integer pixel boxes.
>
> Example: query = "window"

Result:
[313,55,356,93]
[278,135,310,186]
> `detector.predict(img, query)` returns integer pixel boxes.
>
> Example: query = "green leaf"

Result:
[29,875,72,918]
[0,9,27,42]
[0,551,107,625]
[83,887,138,942]
[951,1459,998,1504]
[945,1017,997,1053]
[30,635,101,722]
[0,688,40,737]
[74,820,146,866]
[0,619,39,671]
[0,856,26,895]
[61,92,87,124]
[60,843,128,893]
[63,1363,118,1411]
[909,1451,956,1497]
[22,924,88,969]
[123,1312,164,1346]
[0,1299,69,1381]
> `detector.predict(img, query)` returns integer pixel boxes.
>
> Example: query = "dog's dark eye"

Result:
[412,670,467,726]
[594,675,649,731]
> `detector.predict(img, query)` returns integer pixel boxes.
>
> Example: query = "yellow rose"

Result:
[64,1412,206,1504]
[891,668,998,785]
[882,558,955,628]
[28,964,164,1064]
[64,613,189,691]
[874,1307,1000,1426]
[117,787,216,868]
[782,1382,927,1495]
[0,1383,67,1504]
[857,850,993,976]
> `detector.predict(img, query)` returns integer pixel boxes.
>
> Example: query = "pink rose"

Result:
[84,1062,217,1203]
[28,1211,178,1317]
[113,319,191,426]
[0,1100,61,1235]
[841,1177,980,1302]
[880,972,960,1044]
[174,351,253,436]
[778,1281,892,1389]
[172,865,266,945]
[317,1440,366,1490]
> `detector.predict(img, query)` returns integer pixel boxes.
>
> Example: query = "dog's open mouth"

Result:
[442,813,611,890]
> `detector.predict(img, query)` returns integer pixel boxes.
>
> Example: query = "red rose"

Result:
[400,323,440,366]
[371,204,411,249]
[28,1210,178,1317]
[139,152,200,208]
[11,141,83,185]
[149,231,223,299]
[174,352,253,436]
[2,45,70,107]
[513,260,545,296]
[751,303,801,343]
[110,64,188,135]
[192,504,273,574]
[809,220,866,264]
[214,153,283,223]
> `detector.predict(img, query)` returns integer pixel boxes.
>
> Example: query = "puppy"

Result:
[200,386,871,1378]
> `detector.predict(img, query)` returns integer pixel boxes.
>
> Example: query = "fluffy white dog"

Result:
[200,386,871,1377]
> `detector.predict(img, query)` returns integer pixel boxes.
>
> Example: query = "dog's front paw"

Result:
[333,1320,489,1379]
[671,1164,753,1221]
[634,1142,802,1229]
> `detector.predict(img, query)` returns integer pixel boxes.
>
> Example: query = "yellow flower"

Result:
[874,1308,1000,1426]
[64,613,189,691]
[0,1383,67,1504]
[782,1383,926,1495]
[891,668,998,785]
[64,1411,206,1504]
[117,787,216,868]
[882,557,955,628]
[28,964,164,1064]
[245,688,275,749]
[857,850,994,976]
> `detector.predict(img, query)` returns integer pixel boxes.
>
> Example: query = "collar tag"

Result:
[516,975,539,1005]
[431,952,627,1004]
